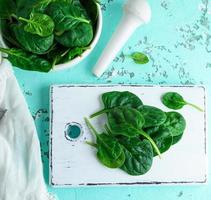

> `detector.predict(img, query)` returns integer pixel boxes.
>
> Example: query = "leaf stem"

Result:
[85,141,97,148]
[18,17,30,23]
[90,108,111,118]
[186,102,203,112]
[139,130,162,159]
[84,117,99,137]
[104,124,112,135]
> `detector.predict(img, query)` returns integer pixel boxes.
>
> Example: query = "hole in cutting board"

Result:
[65,122,83,141]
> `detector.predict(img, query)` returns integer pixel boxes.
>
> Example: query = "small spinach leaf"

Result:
[138,105,167,128]
[91,91,143,118]
[118,137,153,176]
[55,23,93,47]
[162,92,203,112]
[13,24,54,54]
[80,0,99,31]
[47,1,90,32]
[85,118,125,169]
[129,52,149,64]
[0,47,52,72]
[19,13,55,37]
[58,46,89,64]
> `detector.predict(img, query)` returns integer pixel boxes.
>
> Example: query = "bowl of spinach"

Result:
[0,0,103,72]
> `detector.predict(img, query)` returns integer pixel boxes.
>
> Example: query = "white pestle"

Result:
[93,0,151,77]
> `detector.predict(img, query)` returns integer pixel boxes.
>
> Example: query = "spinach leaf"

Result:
[16,0,38,18]
[137,105,167,128]
[0,47,52,72]
[162,92,203,112]
[80,0,99,31]
[108,107,145,137]
[55,23,93,48]
[47,1,90,32]
[85,118,125,169]
[172,134,183,145]
[90,91,143,118]
[13,24,54,54]
[150,127,173,155]
[0,20,20,48]
[107,107,161,157]
[161,112,186,137]
[129,52,149,64]
[32,0,54,13]
[118,137,153,176]
[58,46,89,64]
[19,13,55,37]
[0,0,16,19]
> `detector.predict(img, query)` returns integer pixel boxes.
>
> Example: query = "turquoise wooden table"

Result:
[14,0,211,199]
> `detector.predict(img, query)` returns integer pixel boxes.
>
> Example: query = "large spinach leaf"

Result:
[161,112,186,137]
[13,24,54,54]
[47,1,90,32]
[118,137,153,176]
[91,91,143,118]
[138,105,167,128]
[19,13,55,37]
[108,107,161,157]
[0,47,52,72]
[55,23,93,48]
[108,107,145,137]
[85,118,125,168]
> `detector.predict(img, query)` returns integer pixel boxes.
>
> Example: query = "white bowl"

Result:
[54,4,103,71]
[0,4,103,71]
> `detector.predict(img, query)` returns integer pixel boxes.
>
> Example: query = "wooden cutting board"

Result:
[50,85,207,187]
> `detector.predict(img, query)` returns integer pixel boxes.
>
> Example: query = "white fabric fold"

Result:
[0,61,55,200]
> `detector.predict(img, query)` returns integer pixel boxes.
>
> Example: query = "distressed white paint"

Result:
[50,85,207,187]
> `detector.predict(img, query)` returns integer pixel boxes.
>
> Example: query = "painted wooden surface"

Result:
[13,0,211,199]
[50,85,207,187]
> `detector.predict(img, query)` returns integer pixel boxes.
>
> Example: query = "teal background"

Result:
[14,0,211,199]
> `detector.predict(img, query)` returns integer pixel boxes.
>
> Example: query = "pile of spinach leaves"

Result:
[0,0,99,72]
[85,91,186,176]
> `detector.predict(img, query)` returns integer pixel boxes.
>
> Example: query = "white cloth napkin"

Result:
[0,61,55,200]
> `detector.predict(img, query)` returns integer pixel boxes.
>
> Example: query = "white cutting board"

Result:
[50,85,207,187]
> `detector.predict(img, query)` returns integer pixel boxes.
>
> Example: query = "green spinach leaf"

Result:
[137,105,167,128]
[150,127,173,155]
[80,0,99,31]
[47,1,90,32]
[129,52,149,64]
[58,46,89,64]
[0,20,20,48]
[90,91,143,118]
[85,118,125,169]
[118,137,153,176]
[0,0,16,19]
[19,13,55,37]
[161,112,186,137]
[13,24,54,54]
[107,107,161,157]
[162,92,203,112]
[0,47,52,72]
[55,23,93,47]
